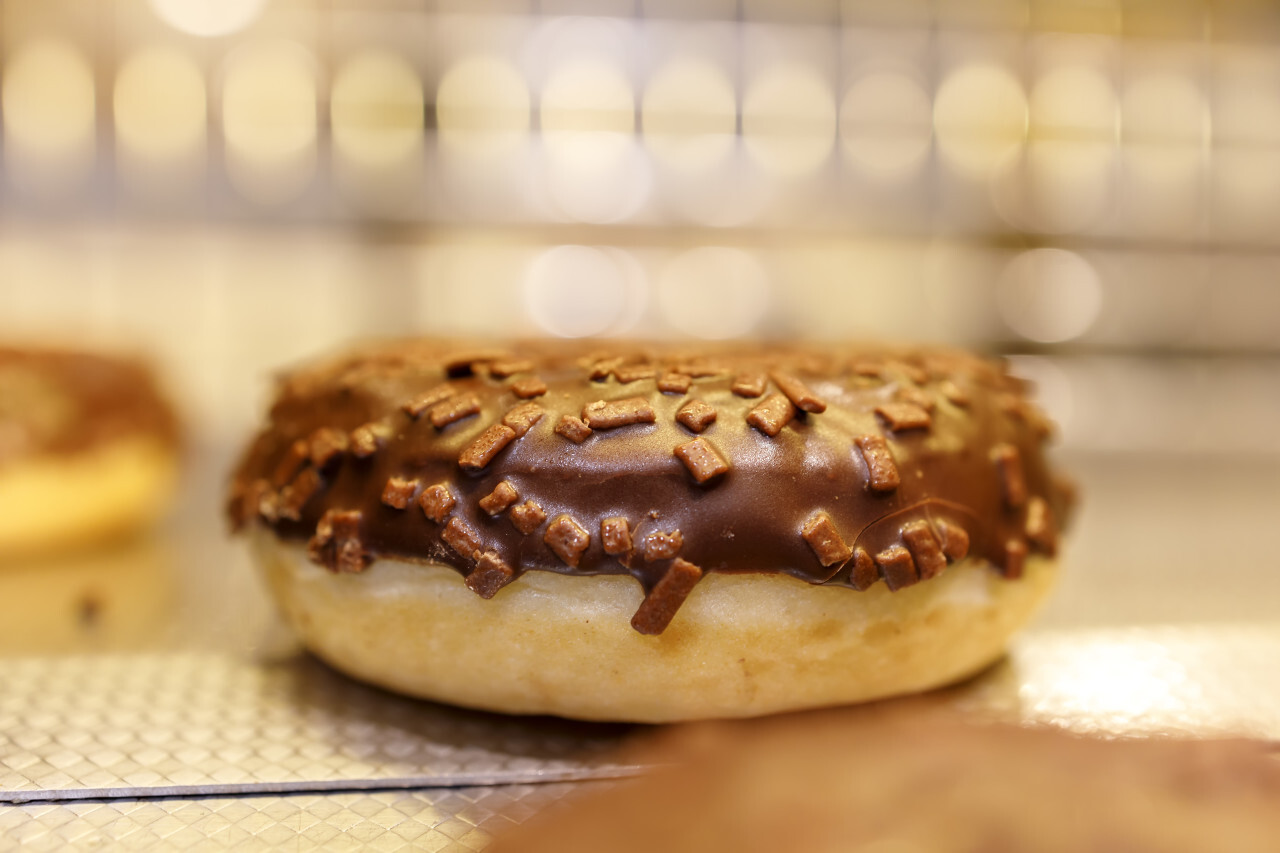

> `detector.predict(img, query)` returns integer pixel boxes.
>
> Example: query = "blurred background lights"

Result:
[330,51,424,170]
[148,0,266,37]
[221,41,318,204]
[642,57,737,172]
[1,38,96,194]
[436,55,531,158]
[540,58,649,222]
[839,71,932,181]
[998,248,1103,344]
[1032,66,1117,139]
[934,64,1028,177]
[524,245,643,338]
[1123,72,1204,146]
[656,248,770,340]
[114,47,207,162]
[1010,65,1119,232]
[742,63,837,178]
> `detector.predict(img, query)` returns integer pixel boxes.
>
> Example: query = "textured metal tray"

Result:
[0,652,639,803]
[0,782,604,852]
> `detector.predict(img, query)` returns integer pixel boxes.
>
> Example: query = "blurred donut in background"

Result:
[489,704,1280,853]
[0,346,180,561]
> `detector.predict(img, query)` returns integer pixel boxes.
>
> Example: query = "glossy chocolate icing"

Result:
[228,340,1072,633]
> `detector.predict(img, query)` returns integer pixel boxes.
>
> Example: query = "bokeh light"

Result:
[934,63,1028,177]
[436,54,531,159]
[1120,72,1204,231]
[114,47,208,162]
[523,245,646,338]
[742,63,837,178]
[221,40,318,204]
[540,58,649,222]
[642,57,737,172]
[331,50,424,170]
[839,71,932,181]
[1,38,96,195]
[148,0,266,38]
[656,248,771,339]
[997,248,1103,343]
[1016,65,1118,232]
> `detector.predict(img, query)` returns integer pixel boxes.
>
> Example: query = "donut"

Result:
[0,347,180,561]
[487,706,1280,852]
[228,340,1073,722]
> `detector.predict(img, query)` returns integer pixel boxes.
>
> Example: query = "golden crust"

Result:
[254,531,1056,722]
[0,437,179,561]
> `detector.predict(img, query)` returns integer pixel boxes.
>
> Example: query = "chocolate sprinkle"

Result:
[307,427,349,468]
[509,501,547,535]
[992,443,1028,509]
[350,422,393,458]
[854,434,900,493]
[380,476,419,510]
[642,530,683,562]
[630,558,702,635]
[510,376,548,399]
[403,383,456,418]
[582,397,657,430]
[459,423,517,471]
[676,400,717,433]
[770,372,827,414]
[555,415,592,444]
[489,359,534,378]
[674,437,730,484]
[429,394,481,429]
[307,509,369,574]
[1025,496,1057,555]
[544,515,590,568]
[279,468,323,521]
[801,511,852,568]
[935,519,971,562]
[731,372,767,398]
[601,517,633,556]
[657,372,692,394]
[613,364,656,384]
[1005,538,1028,579]
[442,516,482,562]
[419,483,456,523]
[849,547,878,590]
[270,440,310,488]
[479,480,520,516]
[875,402,932,432]
[502,401,545,437]
[901,521,947,580]
[465,551,515,599]
[746,394,796,437]
[875,544,919,591]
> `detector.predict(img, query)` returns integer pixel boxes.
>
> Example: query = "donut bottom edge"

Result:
[253,529,1057,723]
[0,436,179,563]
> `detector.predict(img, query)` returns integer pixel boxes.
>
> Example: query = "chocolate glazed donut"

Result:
[229,340,1073,722]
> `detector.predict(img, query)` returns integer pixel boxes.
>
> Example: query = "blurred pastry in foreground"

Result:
[489,707,1280,853]
[0,346,180,560]
[229,339,1072,722]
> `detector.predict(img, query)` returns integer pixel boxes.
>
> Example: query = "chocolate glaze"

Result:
[0,347,179,466]
[228,340,1073,633]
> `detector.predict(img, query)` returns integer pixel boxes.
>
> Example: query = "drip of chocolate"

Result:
[228,340,1073,634]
